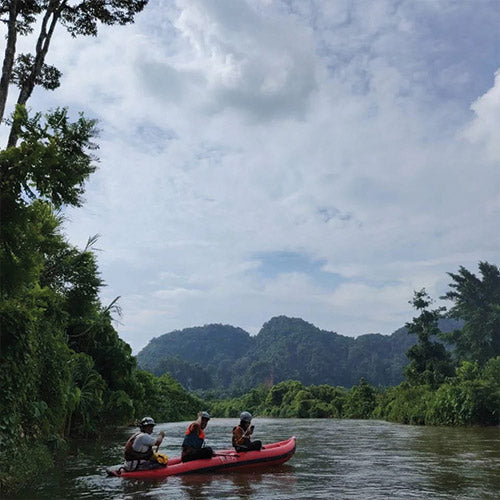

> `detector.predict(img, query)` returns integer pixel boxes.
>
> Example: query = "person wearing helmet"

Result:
[124,417,166,471]
[232,411,262,452]
[181,411,214,462]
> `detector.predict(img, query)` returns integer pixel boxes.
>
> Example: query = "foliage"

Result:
[0,113,202,494]
[210,380,348,420]
[371,275,500,426]
[1,106,98,207]
[482,355,500,386]
[0,441,54,495]
[151,356,214,391]
[404,289,454,389]
[373,383,434,425]
[425,360,500,426]
[442,262,500,366]
[131,371,203,423]
[343,378,377,419]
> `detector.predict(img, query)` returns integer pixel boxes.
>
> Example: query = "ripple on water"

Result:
[14,419,500,500]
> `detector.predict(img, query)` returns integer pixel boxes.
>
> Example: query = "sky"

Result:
[2,0,500,353]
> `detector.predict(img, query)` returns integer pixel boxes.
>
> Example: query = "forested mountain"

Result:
[137,316,461,395]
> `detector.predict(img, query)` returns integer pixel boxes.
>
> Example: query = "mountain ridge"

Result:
[137,315,461,395]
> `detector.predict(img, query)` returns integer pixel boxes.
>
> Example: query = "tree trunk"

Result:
[7,0,64,147]
[0,0,19,125]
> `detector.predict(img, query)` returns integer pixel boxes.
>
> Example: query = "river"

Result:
[10,418,500,499]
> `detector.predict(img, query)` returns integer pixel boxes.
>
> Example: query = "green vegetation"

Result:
[442,262,500,366]
[404,289,454,389]
[209,378,375,420]
[209,359,499,425]
[207,264,500,427]
[1,3,498,494]
[0,107,202,494]
[0,2,201,494]
[138,316,461,395]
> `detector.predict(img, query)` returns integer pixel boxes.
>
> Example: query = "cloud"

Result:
[464,70,500,163]
[5,0,499,352]
[171,0,317,120]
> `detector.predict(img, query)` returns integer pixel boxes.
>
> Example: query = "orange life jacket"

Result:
[182,422,205,449]
[232,425,250,447]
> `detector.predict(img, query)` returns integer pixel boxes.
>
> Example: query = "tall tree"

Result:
[0,106,98,299]
[404,289,454,389]
[442,262,500,366]
[0,0,41,122]
[1,0,148,144]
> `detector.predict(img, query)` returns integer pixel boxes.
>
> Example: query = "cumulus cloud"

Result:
[464,70,500,163]
[6,0,499,352]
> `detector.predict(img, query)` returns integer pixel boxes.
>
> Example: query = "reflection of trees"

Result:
[411,426,500,497]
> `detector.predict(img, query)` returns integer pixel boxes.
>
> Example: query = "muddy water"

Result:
[12,418,500,499]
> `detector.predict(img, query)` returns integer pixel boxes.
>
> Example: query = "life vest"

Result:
[182,422,205,449]
[124,432,154,461]
[232,425,250,447]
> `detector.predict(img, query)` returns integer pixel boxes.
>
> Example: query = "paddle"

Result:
[155,431,166,452]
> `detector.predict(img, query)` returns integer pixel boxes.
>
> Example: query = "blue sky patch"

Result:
[253,251,344,289]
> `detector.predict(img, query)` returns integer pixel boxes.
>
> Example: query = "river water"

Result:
[11,418,500,499]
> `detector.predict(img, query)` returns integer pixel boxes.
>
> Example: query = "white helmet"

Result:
[240,411,252,422]
[140,417,156,428]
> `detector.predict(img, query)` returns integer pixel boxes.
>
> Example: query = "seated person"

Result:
[232,411,262,452]
[181,411,214,462]
[124,417,165,471]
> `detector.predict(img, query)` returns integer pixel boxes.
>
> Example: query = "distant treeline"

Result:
[208,268,500,426]
[209,362,499,426]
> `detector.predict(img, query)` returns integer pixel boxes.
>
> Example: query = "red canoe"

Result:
[108,436,296,479]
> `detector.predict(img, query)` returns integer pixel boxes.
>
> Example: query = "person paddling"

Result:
[124,417,165,471]
[181,411,214,462]
[232,411,262,452]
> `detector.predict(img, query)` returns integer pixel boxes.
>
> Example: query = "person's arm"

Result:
[241,425,254,438]
[154,431,166,446]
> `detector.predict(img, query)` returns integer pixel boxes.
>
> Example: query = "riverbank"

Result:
[5,419,500,500]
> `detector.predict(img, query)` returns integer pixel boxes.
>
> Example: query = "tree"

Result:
[442,262,500,366]
[0,107,98,301]
[0,0,42,122]
[1,0,148,143]
[1,106,98,206]
[404,289,454,389]
[343,378,376,419]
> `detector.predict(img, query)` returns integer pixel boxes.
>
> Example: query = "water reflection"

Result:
[176,468,297,500]
[411,426,500,499]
